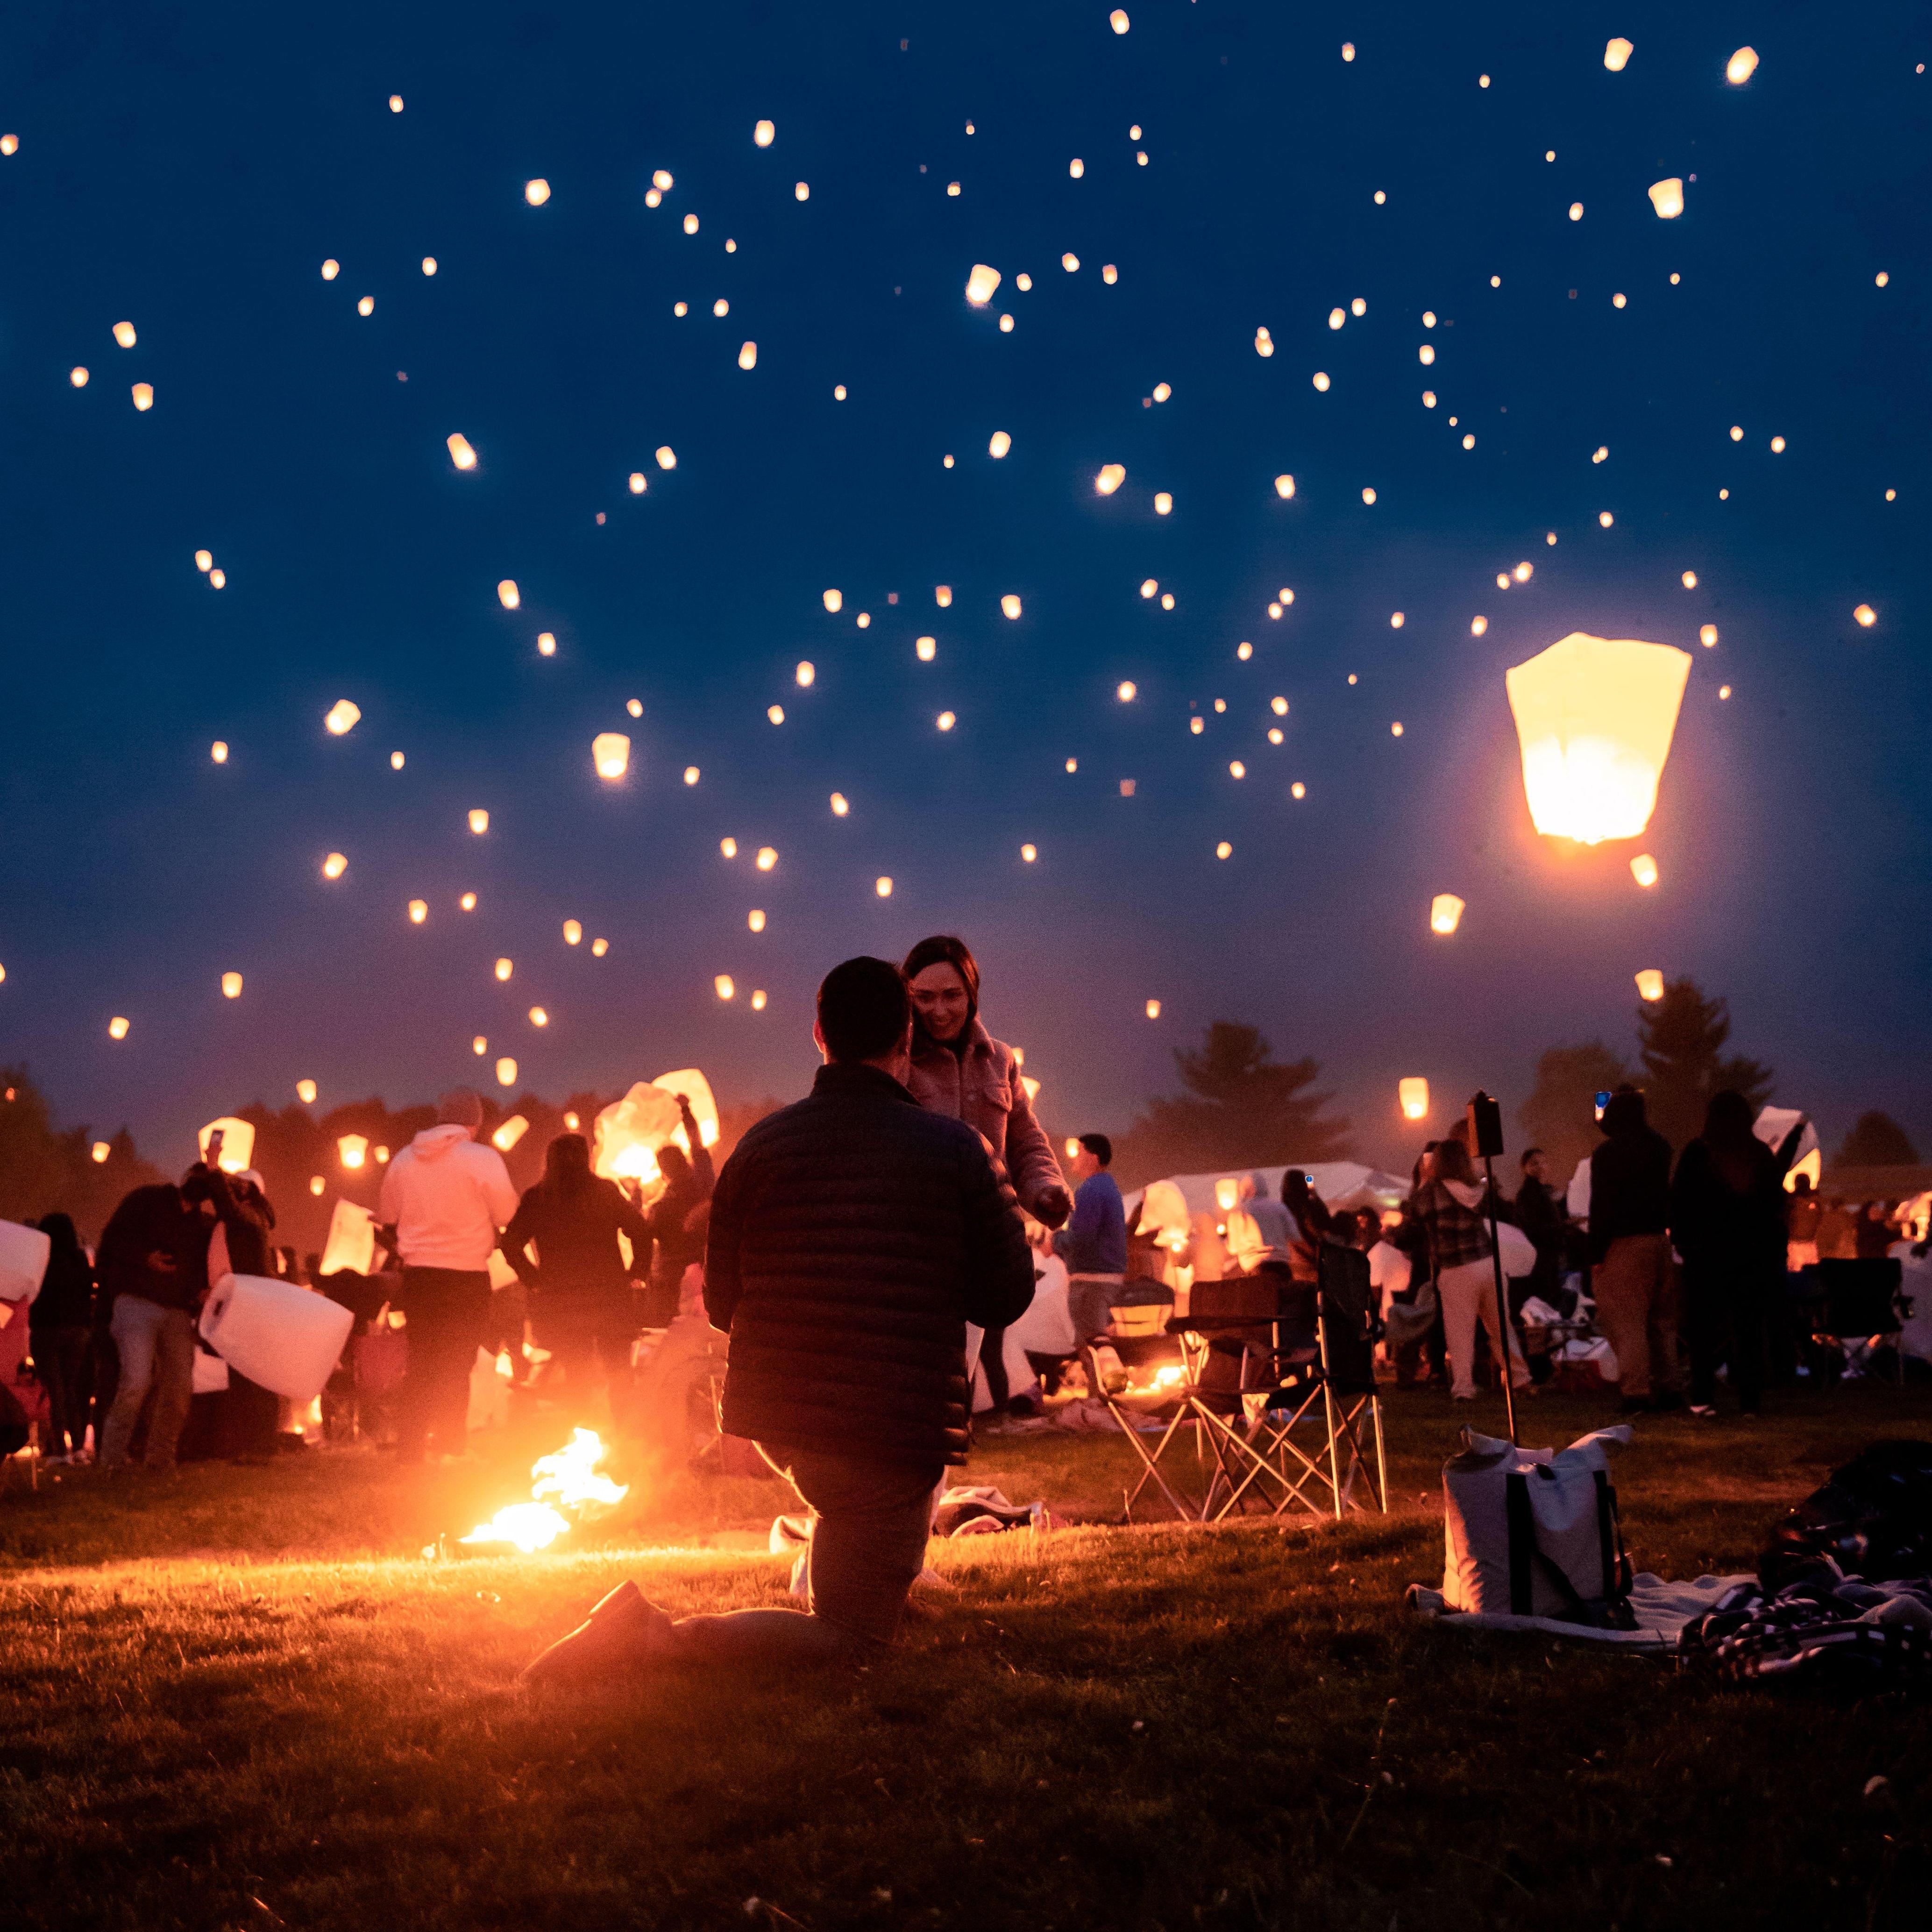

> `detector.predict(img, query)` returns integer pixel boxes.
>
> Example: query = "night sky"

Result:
[2,2,1927,1174]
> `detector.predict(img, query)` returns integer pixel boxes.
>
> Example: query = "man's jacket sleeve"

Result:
[702,1148,745,1333]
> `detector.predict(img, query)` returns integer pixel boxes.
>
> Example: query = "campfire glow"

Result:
[461,1429,629,1554]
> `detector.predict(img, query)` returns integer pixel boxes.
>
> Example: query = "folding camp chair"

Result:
[1797,1259,1908,1386]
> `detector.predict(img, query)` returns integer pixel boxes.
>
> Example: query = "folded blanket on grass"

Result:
[1406,1571,1750,1651]
[1678,1562,1932,1684]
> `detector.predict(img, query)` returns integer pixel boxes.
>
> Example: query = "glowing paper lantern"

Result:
[748,909,766,932]
[495,958,513,982]
[1429,894,1465,936]
[1022,844,1038,862]
[1630,854,1659,888]
[199,1118,256,1173]
[875,877,894,897]
[1726,47,1758,85]
[822,588,843,613]
[492,1116,529,1154]
[1854,604,1876,627]
[220,972,243,999]
[473,1036,487,1055]
[1154,493,1172,515]
[530,1005,553,1028]
[538,633,557,655]
[460,894,477,910]
[563,919,582,945]
[1110,8,1129,31]
[1274,475,1295,498]
[655,447,676,469]
[0,135,17,156]
[496,1058,518,1087]
[1145,1000,1161,1019]
[592,732,631,780]
[738,341,757,370]
[1504,632,1692,844]
[988,430,1011,458]
[447,433,477,470]
[795,182,809,201]
[916,637,937,662]
[1700,626,1718,647]
[715,975,735,1001]
[338,1134,369,1170]
[422,257,436,275]
[113,320,137,349]
[755,120,775,146]
[966,263,1001,305]
[497,580,520,610]
[321,852,347,880]
[1604,37,1633,71]
[71,367,88,387]
[1095,464,1126,495]
[525,179,550,206]
[1062,253,1080,272]
[1254,327,1273,356]
[767,705,785,725]
[1117,682,1137,702]
[591,938,608,957]
[93,1144,111,1164]
[935,585,952,607]
[1635,970,1665,1002]
[211,740,228,762]
[109,1016,129,1039]
[469,809,490,834]
[357,296,375,316]
[1001,594,1022,619]
[1215,841,1232,859]
[297,1079,318,1104]
[131,383,154,411]
[831,792,850,814]
[756,846,777,870]
[1648,178,1684,220]
[1399,1078,1429,1122]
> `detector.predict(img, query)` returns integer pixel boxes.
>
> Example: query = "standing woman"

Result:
[502,1133,654,1422]
[902,936,1071,1411]
[1669,1090,1787,1418]
[1410,1138,1531,1403]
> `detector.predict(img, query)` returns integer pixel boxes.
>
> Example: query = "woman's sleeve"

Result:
[1002,1062,1068,1222]
[500,1193,542,1290]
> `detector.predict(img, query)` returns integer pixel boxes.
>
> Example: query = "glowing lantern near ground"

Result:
[338,1134,369,1170]
[469,810,490,835]
[493,1115,529,1153]
[1399,1079,1429,1122]
[447,433,477,470]
[324,700,361,736]
[497,580,520,610]
[1001,594,1022,619]
[220,972,243,999]
[191,1120,257,1178]
[592,732,631,780]
[1505,632,1691,845]
[297,1079,318,1104]
[1726,47,1758,85]
[496,1058,517,1087]
[966,263,1001,305]
[525,179,550,206]
[1648,178,1684,220]
[132,384,153,410]
[1430,894,1465,936]
[1635,970,1665,1002]
[108,1016,130,1039]
[1095,464,1126,494]
[564,919,582,945]
[1604,38,1633,71]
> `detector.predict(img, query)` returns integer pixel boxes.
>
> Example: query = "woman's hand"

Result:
[1034,1182,1073,1229]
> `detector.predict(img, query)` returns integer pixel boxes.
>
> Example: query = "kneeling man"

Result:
[523,955,1034,1679]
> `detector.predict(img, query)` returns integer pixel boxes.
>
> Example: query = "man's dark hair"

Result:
[817,956,912,1064]
[1079,1132,1112,1167]
[1520,1146,1544,1169]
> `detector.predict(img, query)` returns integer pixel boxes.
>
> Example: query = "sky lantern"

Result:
[297,1079,318,1104]
[716,975,735,1001]
[321,852,347,880]
[831,792,850,814]
[538,633,557,655]
[1700,625,1718,647]
[528,1008,548,1028]
[796,661,816,685]
[655,446,676,469]
[1854,604,1876,627]
[738,341,757,369]
[966,263,1001,305]
[447,433,477,469]
[1110,8,1129,30]
[935,585,952,607]
[1630,854,1659,888]
[767,704,785,724]
[495,958,514,982]
[684,767,700,785]
[338,1134,369,1170]
[1399,1078,1429,1121]
[1145,999,1161,1019]
[1648,178,1684,219]
[199,1118,255,1173]
[422,257,436,275]
[525,179,550,205]
[748,910,766,932]
[1001,594,1022,619]
[497,579,520,609]
[1505,632,1692,844]
[195,549,213,571]
[1062,252,1080,272]
[131,383,153,410]
[876,876,894,897]
[1154,492,1172,515]
[1635,969,1665,1002]
[113,321,136,348]
[591,938,608,957]
[592,732,631,780]
[493,1115,529,1153]
[1254,327,1273,356]
[496,1058,518,1087]
[823,588,843,612]
[1274,475,1294,498]
[564,919,582,945]
[211,740,228,762]
[460,893,477,910]
[91,1142,110,1164]
[1604,37,1633,71]
[755,119,775,146]
[916,636,937,661]
[1095,464,1125,494]
[71,367,88,386]
[1117,681,1137,702]
[469,809,490,834]
[109,1016,130,1039]
[408,899,428,923]
[756,846,777,870]
[1429,894,1465,936]
[988,430,1011,458]
[220,972,243,999]
[1726,47,1758,85]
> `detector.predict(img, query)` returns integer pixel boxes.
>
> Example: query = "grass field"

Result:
[3,1384,1930,1931]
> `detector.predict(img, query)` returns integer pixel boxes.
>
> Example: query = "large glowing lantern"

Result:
[592,732,631,780]
[591,1068,719,1183]
[966,263,1001,305]
[1726,47,1758,85]
[198,1117,256,1173]
[492,1115,529,1152]
[1505,632,1691,845]
[324,699,361,735]
[447,433,477,470]
[337,1133,369,1170]
[1648,178,1684,220]
[320,1200,376,1276]
[1635,969,1665,1002]
[1429,894,1465,936]
[1398,1078,1429,1122]
[1603,37,1633,71]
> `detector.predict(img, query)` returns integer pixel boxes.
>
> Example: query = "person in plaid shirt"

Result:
[1410,1136,1531,1401]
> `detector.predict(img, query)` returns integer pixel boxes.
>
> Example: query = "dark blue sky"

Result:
[2,1,1927,1172]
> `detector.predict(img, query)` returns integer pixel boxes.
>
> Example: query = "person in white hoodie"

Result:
[379,1087,519,1462]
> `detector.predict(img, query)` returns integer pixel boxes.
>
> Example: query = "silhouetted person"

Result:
[640,1094,714,1327]
[1670,1091,1786,1417]
[521,955,1033,1681]
[1589,1086,1681,1413]
[30,1213,94,1461]
[503,1133,653,1420]
[379,1087,519,1463]
[204,1166,282,1457]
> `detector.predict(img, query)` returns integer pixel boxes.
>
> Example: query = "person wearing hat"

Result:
[379,1087,519,1462]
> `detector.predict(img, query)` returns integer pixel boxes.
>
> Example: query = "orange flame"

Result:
[461,1428,629,1553]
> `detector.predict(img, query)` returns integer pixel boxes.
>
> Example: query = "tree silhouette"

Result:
[1110,1022,1352,1187]
[0,1063,162,1242]
[1636,979,1774,1151]
[1834,1111,1919,1168]
[1518,1042,1632,1181]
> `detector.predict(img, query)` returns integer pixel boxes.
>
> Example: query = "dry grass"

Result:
[3,1384,1931,1930]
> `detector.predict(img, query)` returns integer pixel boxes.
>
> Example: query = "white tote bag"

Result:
[1442,1426,1634,1622]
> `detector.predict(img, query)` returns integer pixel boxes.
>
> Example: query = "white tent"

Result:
[1124,1161,1409,1235]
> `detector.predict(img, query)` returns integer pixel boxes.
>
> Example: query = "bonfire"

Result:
[460,1428,629,1554]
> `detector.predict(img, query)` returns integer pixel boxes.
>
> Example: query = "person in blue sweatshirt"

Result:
[1052,1133,1127,1343]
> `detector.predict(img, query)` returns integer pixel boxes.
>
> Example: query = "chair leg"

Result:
[1370,1395,1388,1511]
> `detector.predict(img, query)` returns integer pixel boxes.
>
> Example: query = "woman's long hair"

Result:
[902,934,980,1050]
[1701,1089,1762,1193]
[36,1211,83,1259]
[542,1132,597,1198]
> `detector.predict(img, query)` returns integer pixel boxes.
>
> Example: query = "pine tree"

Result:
[1636,979,1774,1151]
[1518,1041,1632,1181]
[1834,1110,1919,1168]
[0,1064,161,1241]
[1110,1022,1352,1186]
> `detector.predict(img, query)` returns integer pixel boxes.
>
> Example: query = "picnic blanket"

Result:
[1406,1571,1750,1651]
[1678,1563,1932,1683]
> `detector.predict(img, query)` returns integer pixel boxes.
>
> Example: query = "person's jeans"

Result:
[774,1447,945,1645]
[1593,1234,1680,1401]
[1066,1273,1125,1343]
[1438,1258,1529,1399]
[33,1326,91,1456]
[100,1296,198,1468]
[396,1267,491,1460]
